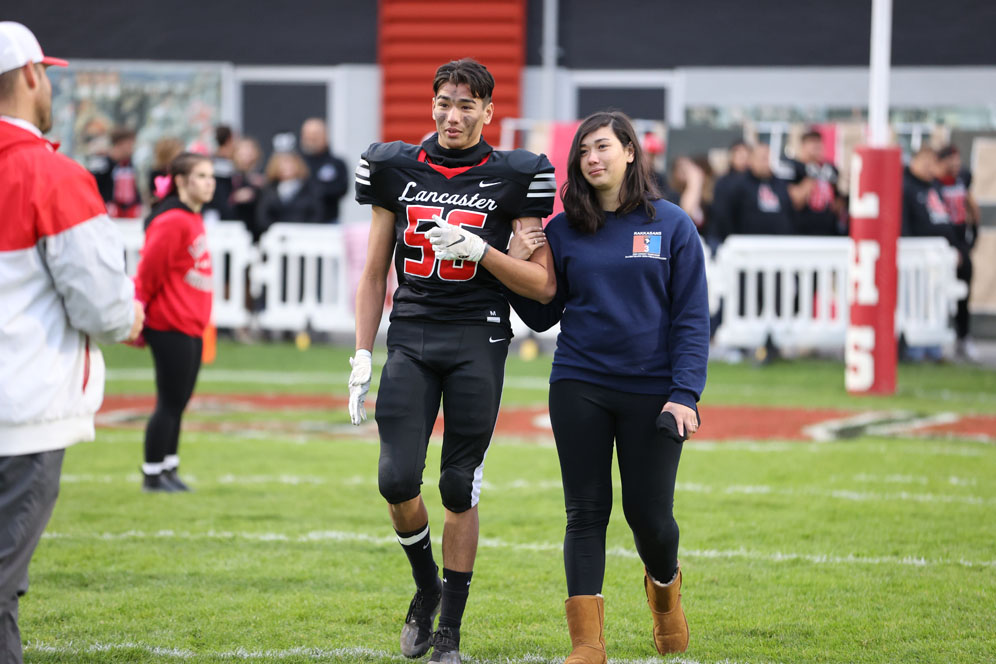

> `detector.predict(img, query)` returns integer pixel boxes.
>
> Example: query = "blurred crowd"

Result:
[79,117,981,360]
[83,117,350,234]
[648,131,981,362]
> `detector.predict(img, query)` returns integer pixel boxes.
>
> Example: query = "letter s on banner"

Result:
[845,326,876,392]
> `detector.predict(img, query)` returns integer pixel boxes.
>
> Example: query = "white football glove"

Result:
[348,349,372,425]
[426,215,488,262]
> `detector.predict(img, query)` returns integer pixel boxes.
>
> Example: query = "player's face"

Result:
[180,161,216,206]
[577,125,634,193]
[432,82,493,150]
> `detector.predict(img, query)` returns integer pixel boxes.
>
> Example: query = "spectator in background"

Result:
[666,155,707,231]
[89,126,141,218]
[782,130,844,235]
[708,141,748,244]
[148,136,183,206]
[230,137,266,240]
[711,143,795,239]
[299,117,348,222]
[255,151,322,235]
[902,146,976,361]
[134,152,215,492]
[204,124,237,221]
[0,22,143,662]
[936,145,980,361]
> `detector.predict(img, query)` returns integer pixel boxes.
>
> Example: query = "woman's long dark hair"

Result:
[561,111,660,234]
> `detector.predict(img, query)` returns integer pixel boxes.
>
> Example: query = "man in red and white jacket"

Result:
[0,22,143,663]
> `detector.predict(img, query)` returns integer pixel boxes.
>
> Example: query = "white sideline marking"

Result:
[41,529,996,569]
[25,642,775,664]
[59,473,994,506]
[106,368,551,390]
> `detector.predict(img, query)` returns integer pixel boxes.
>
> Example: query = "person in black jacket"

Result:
[902,146,974,361]
[299,117,349,222]
[711,142,796,239]
[255,151,322,235]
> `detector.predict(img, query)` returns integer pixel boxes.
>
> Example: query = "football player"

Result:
[348,58,556,663]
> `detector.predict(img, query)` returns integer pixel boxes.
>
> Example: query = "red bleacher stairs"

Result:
[378,0,526,145]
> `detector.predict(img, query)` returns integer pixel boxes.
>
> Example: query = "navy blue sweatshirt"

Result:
[507,199,709,409]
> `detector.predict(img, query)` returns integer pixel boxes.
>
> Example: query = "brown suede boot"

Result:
[644,566,689,653]
[564,595,607,664]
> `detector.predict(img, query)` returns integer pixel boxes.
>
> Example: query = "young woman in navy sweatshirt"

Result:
[134,152,215,492]
[508,111,709,661]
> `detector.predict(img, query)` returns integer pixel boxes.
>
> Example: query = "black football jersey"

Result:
[355,141,556,328]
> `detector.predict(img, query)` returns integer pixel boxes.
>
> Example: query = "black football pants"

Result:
[549,379,683,596]
[144,328,202,464]
[375,320,509,513]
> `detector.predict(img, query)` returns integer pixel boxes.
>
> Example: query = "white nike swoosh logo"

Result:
[479,180,502,188]
[489,337,506,343]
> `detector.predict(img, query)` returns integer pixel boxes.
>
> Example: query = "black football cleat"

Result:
[142,472,177,493]
[428,625,461,664]
[400,578,442,658]
[162,468,192,491]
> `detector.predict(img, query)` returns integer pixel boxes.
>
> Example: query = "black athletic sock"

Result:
[396,524,439,592]
[438,568,473,630]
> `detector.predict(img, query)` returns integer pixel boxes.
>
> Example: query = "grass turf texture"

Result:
[22,340,995,663]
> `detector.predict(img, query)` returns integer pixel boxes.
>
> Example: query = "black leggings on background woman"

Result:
[143,329,202,490]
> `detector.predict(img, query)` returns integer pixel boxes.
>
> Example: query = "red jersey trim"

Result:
[417,149,490,179]
[82,336,91,392]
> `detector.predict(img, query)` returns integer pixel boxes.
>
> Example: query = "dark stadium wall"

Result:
[7,1,378,65]
[524,0,996,67]
[11,0,995,67]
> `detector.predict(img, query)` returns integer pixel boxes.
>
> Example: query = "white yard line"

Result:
[41,528,996,569]
[106,368,551,390]
[25,642,779,663]
[58,473,994,506]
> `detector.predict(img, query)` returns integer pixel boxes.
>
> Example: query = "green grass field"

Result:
[22,341,996,664]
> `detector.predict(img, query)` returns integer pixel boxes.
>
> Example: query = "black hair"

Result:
[432,59,495,104]
[937,145,959,160]
[801,130,823,143]
[110,127,136,145]
[561,110,660,234]
[215,125,234,148]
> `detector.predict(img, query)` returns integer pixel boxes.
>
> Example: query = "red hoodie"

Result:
[134,200,213,337]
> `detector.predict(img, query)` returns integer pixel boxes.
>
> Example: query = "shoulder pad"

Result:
[501,149,554,175]
[362,141,419,167]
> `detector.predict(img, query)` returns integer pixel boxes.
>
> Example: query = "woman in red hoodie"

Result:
[134,152,215,492]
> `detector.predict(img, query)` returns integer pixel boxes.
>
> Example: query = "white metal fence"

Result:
[116,221,966,350]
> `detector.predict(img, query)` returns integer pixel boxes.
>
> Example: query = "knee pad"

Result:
[438,466,474,513]
[377,458,420,506]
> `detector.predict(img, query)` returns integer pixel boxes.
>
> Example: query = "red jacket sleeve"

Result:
[134,216,182,305]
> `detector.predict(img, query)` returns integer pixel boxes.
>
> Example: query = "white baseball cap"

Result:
[0,21,68,75]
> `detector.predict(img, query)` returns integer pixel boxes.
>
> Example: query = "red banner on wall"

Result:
[846,146,902,394]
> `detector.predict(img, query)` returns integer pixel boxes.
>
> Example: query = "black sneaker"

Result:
[162,468,191,491]
[142,472,177,493]
[400,579,442,658]
[428,625,461,664]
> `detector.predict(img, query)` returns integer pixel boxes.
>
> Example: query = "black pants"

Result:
[144,329,202,464]
[549,380,683,596]
[375,320,509,513]
[956,252,972,340]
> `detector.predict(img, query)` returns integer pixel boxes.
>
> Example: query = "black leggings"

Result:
[144,329,202,464]
[549,379,683,596]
